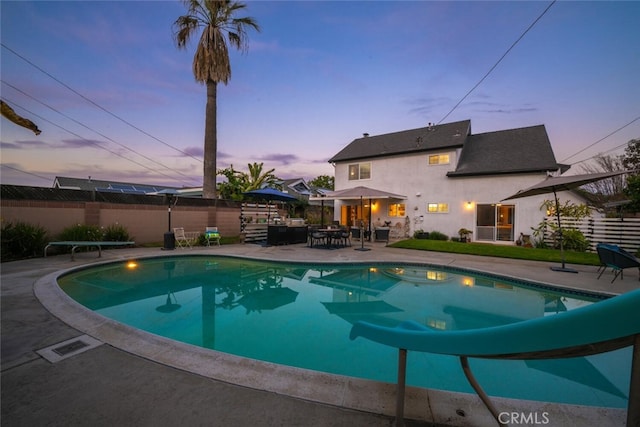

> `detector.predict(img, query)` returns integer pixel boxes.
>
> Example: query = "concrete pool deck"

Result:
[2,242,637,426]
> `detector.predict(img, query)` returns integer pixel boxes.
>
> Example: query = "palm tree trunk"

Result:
[203,79,218,199]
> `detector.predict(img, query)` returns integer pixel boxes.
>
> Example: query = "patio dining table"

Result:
[317,228,346,249]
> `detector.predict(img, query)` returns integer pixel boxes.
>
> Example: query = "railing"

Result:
[542,216,640,252]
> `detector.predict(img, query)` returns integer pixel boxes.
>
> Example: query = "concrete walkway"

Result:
[1,242,637,427]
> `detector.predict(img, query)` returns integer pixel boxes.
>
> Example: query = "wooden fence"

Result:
[240,203,279,242]
[542,216,640,252]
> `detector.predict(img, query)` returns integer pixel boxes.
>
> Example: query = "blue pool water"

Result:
[58,255,631,408]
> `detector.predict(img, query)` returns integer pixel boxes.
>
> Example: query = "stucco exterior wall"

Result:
[1,200,243,244]
[333,150,585,242]
[1,201,85,236]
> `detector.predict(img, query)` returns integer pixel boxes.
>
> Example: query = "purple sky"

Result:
[1,1,639,188]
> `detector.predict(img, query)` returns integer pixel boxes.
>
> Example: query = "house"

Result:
[280,178,333,206]
[325,119,584,243]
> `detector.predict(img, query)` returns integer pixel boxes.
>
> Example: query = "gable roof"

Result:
[328,120,471,163]
[447,125,560,177]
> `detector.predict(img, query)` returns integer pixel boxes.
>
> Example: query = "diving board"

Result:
[350,289,640,427]
[44,241,135,261]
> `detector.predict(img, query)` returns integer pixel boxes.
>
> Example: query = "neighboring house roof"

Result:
[447,125,560,177]
[328,120,471,163]
[53,176,181,194]
[282,178,313,197]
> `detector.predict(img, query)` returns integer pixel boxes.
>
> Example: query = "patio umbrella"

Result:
[243,188,298,224]
[312,186,407,251]
[238,287,298,314]
[502,171,629,272]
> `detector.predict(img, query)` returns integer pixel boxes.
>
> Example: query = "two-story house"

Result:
[325,119,582,243]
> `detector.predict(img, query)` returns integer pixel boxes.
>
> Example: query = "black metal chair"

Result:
[596,243,640,283]
[308,227,328,248]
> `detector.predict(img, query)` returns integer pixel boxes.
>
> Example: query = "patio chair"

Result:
[173,227,193,249]
[351,227,361,240]
[374,227,390,243]
[308,228,328,248]
[205,226,221,247]
[339,227,352,247]
[596,243,640,283]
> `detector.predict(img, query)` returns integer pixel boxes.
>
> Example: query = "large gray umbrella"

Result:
[502,171,629,272]
[312,186,407,251]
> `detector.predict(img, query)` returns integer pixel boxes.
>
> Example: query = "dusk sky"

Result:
[1,1,639,189]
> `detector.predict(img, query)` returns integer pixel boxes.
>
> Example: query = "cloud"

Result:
[0,139,47,149]
[405,96,452,117]
[59,138,109,149]
[483,107,539,114]
[180,146,204,158]
[258,153,299,165]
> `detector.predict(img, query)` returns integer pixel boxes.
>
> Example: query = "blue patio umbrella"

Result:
[243,188,298,225]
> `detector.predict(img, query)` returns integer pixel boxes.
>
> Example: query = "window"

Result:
[348,162,371,180]
[388,203,406,217]
[428,154,449,165]
[427,203,449,213]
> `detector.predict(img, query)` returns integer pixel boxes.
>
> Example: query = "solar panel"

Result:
[110,184,136,191]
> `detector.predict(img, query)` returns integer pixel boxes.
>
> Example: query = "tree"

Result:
[622,138,640,170]
[173,0,260,199]
[216,162,278,200]
[622,138,640,212]
[308,175,334,190]
[246,162,277,191]
[578,154,627,205]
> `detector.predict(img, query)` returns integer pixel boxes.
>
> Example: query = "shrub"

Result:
[427,231,449,241]
[1,221,49,262]
[558,228,590,252]
[58,224,103,242]
[103,224,132,242]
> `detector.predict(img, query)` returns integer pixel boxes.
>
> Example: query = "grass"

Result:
[389,239,601,266]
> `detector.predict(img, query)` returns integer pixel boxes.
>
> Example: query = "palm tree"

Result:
[245,162,277,191]
[173,0,260,199]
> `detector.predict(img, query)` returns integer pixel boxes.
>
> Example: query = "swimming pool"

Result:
[57,255,631,409]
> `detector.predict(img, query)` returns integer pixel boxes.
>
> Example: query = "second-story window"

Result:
[428,154,449,165]
[348,162,371,180]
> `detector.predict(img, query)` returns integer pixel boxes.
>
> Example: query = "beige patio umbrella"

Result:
[502,171,629,272]
[312,186,407,251]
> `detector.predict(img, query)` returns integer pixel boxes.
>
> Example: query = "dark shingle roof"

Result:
[447,125,559,177]
[328,120,471,163]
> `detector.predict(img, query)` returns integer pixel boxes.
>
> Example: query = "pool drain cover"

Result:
[52,340,89,356]
[37,335,103,363]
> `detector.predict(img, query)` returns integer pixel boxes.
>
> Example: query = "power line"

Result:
[1,42,203,163]
[2,80,199,186]
[561,115,640,164]
[2,97,199,184]
[437,0,556,125]
[0,164,52,183]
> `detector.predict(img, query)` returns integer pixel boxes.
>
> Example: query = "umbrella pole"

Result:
[355,195,370,251]
[550,189,577,273]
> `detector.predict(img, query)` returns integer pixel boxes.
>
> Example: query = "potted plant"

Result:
[458,228,473,243]
[413,229,429,239]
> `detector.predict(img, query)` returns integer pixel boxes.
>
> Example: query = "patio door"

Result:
[476,204,515,242]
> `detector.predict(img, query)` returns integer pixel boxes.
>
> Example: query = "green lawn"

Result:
[389,239,601,266]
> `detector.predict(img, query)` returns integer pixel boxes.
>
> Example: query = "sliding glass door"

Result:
[476,204,515,242]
